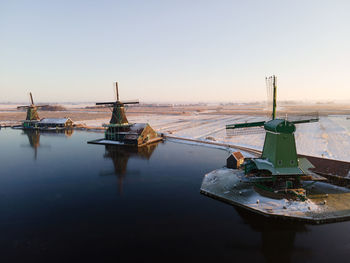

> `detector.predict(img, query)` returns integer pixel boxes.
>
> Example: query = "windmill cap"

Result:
[264,119,296,133]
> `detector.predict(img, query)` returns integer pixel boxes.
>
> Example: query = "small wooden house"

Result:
[227,151,244,169]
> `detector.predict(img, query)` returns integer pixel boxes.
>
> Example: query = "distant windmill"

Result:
[17,92,48,121]
[96,82,139,125]
[89,81,162,146]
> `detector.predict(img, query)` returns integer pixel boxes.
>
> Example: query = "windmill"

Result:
[89,82,162,146]
[17,92,48,126]
[201,76,350,223]
[224,76,321,200]
[96,82,139,126]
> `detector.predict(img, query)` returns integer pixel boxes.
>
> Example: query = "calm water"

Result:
[0,129,350,263]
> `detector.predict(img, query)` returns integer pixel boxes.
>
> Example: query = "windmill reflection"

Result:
[22,129,74,160]
[102,142,159,194]
[23,130,41,160]
[234,207,311,263]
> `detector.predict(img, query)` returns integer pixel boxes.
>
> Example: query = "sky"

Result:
[1,0,350,103]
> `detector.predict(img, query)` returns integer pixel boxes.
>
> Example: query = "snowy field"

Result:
[76,114,350,162]
[1,102,349,161]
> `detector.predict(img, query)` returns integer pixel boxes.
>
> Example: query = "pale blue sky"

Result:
[1,0,350,103]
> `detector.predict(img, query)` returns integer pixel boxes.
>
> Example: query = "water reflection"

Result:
[101,142,160,194]
[22,129,74,160]
[235,207,311,262]
[2,129,348,262]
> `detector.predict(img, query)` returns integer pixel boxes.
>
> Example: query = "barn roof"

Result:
[126,123,148,135]
[232,151,244,160]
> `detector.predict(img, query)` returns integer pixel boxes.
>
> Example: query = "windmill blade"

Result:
[36,105,50,108]
[265,75,277,120]
[96,102,116,105]
[226,121,266,129]
[292,118,319,124]
[29,92,34,105]
[286,112,319,124]
[113,81,139,104]
[96,101,139,106]
[226,126,265,136]
[226,120,266,136]
[115,82,119,101]
[123,100,139,105]
[17,106,30,109]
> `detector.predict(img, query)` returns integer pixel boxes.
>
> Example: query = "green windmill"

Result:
[96,82,139,141]
[90,81,162,146]
[97,82,139,124]
[17,92,48,128]
[226,76,320,200]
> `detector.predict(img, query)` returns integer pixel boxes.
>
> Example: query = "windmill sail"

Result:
[265,76,277,119]
[30,92,35,105]
[226,76,319,136]
[96,82,139,125]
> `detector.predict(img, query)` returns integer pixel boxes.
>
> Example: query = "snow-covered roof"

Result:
[39,118,72,124]
[252,158,302,175]
[130,123,147,132]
